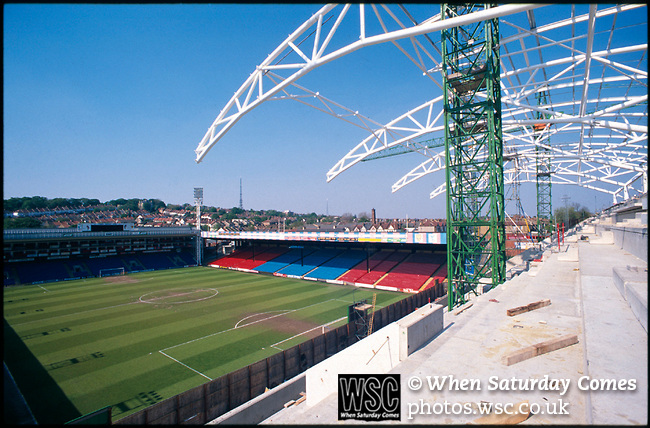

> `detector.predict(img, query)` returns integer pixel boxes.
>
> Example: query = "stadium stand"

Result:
[4,250,199,286]
[12,260,76,284]
[208,246,289,270]
[4,266,17,286]
[212,249,257,268]
[84,257,129,276]
[350,250,410,285]
[338,249,389,283]
[4,225,199,286]
[255,248,316,274]
[427,263,447,291]
[137,253,177,270]
[276,248,342,277]
[304,249,368,281]
[376,252,445,292]
[173,251,199,267]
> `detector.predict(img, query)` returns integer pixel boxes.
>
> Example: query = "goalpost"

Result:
[99,267,126,278]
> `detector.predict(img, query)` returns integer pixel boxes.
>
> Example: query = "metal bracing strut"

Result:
[442,3,506,310]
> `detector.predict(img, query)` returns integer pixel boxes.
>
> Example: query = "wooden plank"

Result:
[502,334,578,366]
[453,302,473,316]
[506,299,551,316]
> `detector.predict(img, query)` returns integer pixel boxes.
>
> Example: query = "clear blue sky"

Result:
[4,4,639,219]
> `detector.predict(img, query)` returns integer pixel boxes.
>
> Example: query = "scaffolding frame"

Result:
[442,3,506,310]
[535,91,554,240]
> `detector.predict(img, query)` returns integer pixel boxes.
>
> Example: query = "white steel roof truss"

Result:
[196,3,647,205]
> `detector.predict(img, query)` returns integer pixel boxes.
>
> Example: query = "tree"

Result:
[340,212,354,222]
[4,217,42,229]
[47,198,69,209]
[554,203,592,229]
[21,196,48,210]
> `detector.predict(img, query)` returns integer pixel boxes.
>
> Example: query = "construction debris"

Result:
[507,299,551,316]
[453,302,473,316]
[502,334,579,366]
[283,392,306,408]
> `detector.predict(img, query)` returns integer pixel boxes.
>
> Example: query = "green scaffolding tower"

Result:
[442,4,506,310]
[535,90,553,240]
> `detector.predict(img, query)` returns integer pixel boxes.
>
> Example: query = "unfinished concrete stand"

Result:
[613,266,648,332]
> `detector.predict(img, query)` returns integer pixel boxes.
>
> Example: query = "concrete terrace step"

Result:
[613,265,648,332]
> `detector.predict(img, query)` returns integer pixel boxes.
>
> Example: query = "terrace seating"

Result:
[377,252,446,292]
[4,266,17,286]
[209,247,289,270]
[69,262,92,279]
[84,256,129,276]
[355,250,411,285]
[255,248,315,274]
[5,249,199,286]
[137,253,177,270]
[277,249,342,277]
[172,251,198,267]
[304,249,367,281]
[211,249,257,268]
[237,247,290,270]
[338,250,396,283]
[12,260,74,284]
[425,264,447,291]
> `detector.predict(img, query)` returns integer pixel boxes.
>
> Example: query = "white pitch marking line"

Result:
[162,298,341,352]
[270,316,348,350]
[234,310,289,329]
[159,350,212,381]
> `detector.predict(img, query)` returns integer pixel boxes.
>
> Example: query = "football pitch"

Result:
[3,266,406,423]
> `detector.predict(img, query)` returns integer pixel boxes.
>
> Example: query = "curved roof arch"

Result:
[195,3,647,204]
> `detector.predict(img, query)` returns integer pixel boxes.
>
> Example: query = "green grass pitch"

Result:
[3,266,406,423]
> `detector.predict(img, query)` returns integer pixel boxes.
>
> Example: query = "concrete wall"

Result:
[305,322,401,407]
[594,224,647,262]
[305,303,444,407]
[611,226,647,262]
[208,374,305,425]
[588,193,647,262]
[398,304,444,361]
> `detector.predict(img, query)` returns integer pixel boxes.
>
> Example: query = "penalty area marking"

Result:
[233,297,343,330]
[234,311,290,329]
[270,316,348,351]
[161,297,341,353]
[139,288,218,304]
[159,350,212,381]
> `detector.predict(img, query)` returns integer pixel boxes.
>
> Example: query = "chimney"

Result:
[371,208,376,224]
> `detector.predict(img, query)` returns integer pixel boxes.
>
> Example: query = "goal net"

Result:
[99,267,126,278]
